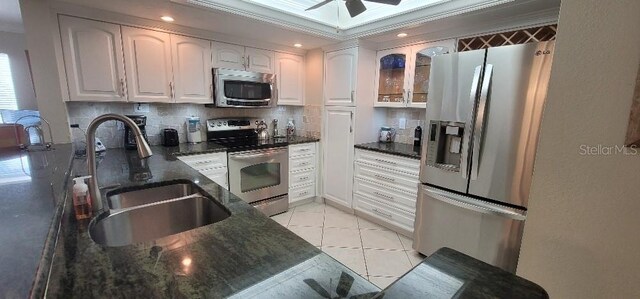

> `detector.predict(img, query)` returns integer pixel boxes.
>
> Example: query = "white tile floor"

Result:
[271,201,426,289]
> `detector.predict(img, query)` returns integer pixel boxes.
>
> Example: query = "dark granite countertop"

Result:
[355,142,421,159]
[167,136,319,156]
[0,144,74,298]
[41,146,378,298]
[376,247,548,299]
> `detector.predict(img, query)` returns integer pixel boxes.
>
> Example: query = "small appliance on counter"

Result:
[124,115,148,150]
[379,126,396,143]
[162,128,179,146]
[186,116,202,143]
[256,120,269,140]
[286,118,295,136]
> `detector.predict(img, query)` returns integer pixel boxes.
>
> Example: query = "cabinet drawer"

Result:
[289,143,316,157]
[355,149,419,176]
[354,178,416,213]
[178,152,227,170]
[354,193,414,232]
[289,168,315,188]
[289,183,315,203]
[289,155,315,172]
[354,162,419,195]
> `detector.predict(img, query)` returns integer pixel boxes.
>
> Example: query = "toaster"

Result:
[162,128,179,146]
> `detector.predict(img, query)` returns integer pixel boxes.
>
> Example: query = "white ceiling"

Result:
[47,0,558,51]
[0,0,23,33]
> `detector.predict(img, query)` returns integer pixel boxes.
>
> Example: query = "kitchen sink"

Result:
[106,181,201,210]
[90,194,231,247]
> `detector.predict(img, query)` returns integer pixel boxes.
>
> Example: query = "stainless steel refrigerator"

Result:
[413,41,555,273]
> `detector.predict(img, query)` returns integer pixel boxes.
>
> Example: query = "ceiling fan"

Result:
[305,0,402,18]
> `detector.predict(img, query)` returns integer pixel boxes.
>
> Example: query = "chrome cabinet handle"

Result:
[407,89,411,104]
[299,176,309,181]
[350,90,355,102]
[298,148,310,152]
[298,162,309,166]
[169,81,176,99]
[372,208,392,218]
[119,78,126,97]
[210,83,213,98]
[374,158,396,165]
[374,174,395,182]
[471,64,493,181]
[299,190,309,196]
[246,55,250,69]
[373,191,394,201]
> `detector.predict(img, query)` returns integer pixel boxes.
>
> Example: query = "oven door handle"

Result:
[229,149,287,160]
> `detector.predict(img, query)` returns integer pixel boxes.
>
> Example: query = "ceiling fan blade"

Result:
[303,279,332,298]
[305,0,334,11]
[364,0,402,4]
[345,0,367,17]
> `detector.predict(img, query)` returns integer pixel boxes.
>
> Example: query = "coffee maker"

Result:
[124,115,148,150]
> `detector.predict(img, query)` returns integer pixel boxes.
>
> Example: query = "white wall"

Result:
[304,48,324,107]
[517,0,640,298]
[0,31,37,110]
[19,0,70,143]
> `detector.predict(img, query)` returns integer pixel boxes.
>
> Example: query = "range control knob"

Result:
[217,122,222,126]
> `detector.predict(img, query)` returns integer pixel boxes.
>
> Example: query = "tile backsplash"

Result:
[384,108,426,144]
[67,102,321,149]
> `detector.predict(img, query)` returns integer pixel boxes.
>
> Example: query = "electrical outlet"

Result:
[133,103,150,113]
[399,118,407,129]
[277,106,286,112]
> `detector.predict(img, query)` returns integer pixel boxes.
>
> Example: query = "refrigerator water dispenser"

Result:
[426,120,465,171]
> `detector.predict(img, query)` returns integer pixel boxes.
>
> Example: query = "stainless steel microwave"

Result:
[213,68,276,108]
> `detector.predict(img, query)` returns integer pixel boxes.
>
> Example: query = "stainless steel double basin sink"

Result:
[89,180,230,247]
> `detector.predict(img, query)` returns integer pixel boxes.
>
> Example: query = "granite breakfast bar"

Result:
[41,145,379,298]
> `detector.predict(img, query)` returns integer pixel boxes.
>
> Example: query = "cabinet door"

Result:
[324,48,357,106]
[171,35,212,104]
[274,52,304,106]
[323,106,355,208]
[212,42,245,70]
[59,16,126,102]
[374,47,411,107]
[246,47,275,73]
[408,41,454,108]
[122,27,173,102]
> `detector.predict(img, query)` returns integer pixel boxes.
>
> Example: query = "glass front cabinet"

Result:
[374,40,455,108]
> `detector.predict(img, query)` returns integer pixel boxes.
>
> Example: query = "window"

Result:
[0,53,18,110]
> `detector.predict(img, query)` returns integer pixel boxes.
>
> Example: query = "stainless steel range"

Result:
[207,118,288,216]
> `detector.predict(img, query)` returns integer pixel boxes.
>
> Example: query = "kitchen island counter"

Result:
[41,146,377,298]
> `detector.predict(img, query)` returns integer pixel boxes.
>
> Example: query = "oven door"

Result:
[214,69,275,108]
[228,147,288,203]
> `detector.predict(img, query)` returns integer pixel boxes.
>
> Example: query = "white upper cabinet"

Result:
[59,16,126,102]
[122,26,173,103]
[212,42,275,73]
[171,35,212,103]
[324,47,358,106]
[374,47,412,108]
[274,52,304,106]
[212,42,245,70]
[245,47,275,73]
[374,39,455,108]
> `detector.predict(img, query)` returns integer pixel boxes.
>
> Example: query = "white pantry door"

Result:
[323,106,355,209]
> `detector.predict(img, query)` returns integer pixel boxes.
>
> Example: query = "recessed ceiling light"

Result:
[397,33,408,38]
[161,16,174,22]
[294,43,303,48]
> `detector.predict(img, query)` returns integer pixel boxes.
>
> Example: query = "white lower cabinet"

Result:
[353,149,420,235]
[178,152,228,190]
[289,143,318,205]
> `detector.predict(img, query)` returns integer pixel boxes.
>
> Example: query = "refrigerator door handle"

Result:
[461,65,483,179]
[471,64,494,180]
[424,187,526,221]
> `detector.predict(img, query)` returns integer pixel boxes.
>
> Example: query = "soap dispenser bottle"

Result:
[72,176,93,220]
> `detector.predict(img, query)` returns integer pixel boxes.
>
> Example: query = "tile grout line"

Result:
[356,215,371,280]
